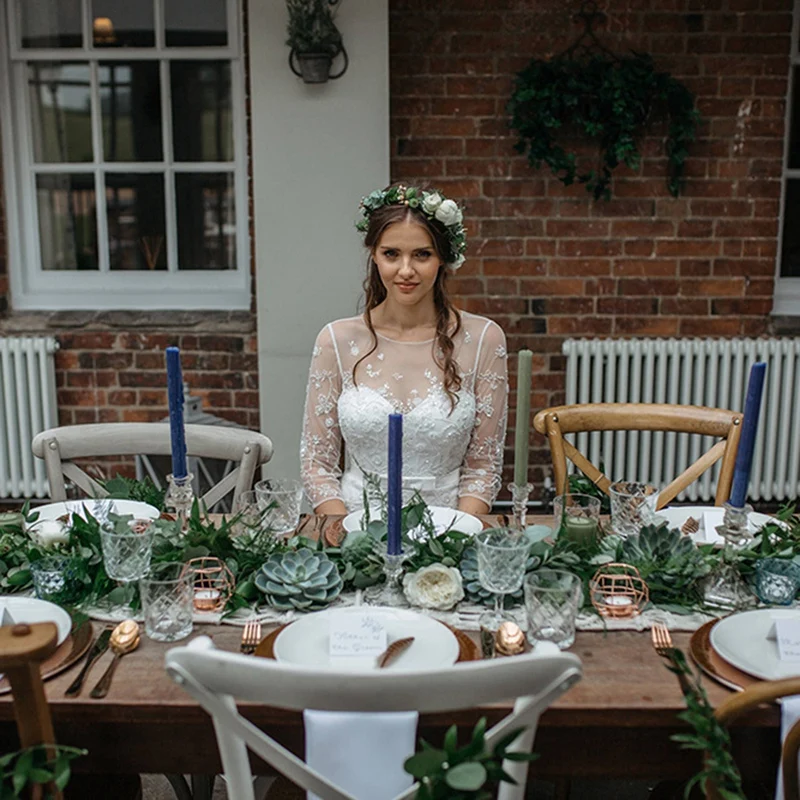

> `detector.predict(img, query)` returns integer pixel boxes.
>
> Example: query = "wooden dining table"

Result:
[0,515,783,787]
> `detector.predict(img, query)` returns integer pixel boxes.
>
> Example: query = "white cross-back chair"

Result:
[165,636,582,800]
[31,422,273,509]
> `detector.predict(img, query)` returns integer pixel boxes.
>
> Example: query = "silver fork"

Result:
[240,620,262,655]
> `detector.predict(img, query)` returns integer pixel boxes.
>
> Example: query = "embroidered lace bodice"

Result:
[300,312,508,512]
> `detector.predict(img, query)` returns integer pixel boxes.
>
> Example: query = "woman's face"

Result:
[372,219,443,307]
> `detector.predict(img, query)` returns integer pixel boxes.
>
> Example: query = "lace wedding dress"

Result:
[300,311,508,512]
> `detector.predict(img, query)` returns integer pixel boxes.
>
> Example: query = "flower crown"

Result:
[355,185,467,271]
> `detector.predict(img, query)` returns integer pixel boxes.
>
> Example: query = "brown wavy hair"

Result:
[354,199,463,409]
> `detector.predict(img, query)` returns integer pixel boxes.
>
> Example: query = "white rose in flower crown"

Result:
[434,199,461,227]
[422,192,443,215]
[450,253,466,270]
[28,519,70,548]
[403,563,464,610]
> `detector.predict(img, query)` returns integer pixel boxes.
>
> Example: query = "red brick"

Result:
[613,317,680,336]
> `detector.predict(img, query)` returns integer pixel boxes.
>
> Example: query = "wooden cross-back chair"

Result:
[0,622,62,799]
[533,403,742,510]
[710,677,800,800]
[31,423,273,510]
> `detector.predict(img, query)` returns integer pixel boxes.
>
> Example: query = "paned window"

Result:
[777,1,800,314]
[0,0,249,310]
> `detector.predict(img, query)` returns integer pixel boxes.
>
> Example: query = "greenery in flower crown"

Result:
[355,185,467,270]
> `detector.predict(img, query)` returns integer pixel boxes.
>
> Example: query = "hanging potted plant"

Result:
[286,0,348,84]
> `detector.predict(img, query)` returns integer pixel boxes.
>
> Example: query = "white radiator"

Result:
[563,338,800,503]
[0,337,59,499]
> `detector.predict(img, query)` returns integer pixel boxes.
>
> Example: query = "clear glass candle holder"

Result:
[366,542,409,607]
[609,481,658,538]
[754,558,800,606]
[554,493,602,547]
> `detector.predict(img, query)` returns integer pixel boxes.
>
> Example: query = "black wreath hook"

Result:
[559,0,618,61]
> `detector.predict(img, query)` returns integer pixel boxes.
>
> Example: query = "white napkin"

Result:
[304,710,418,800]
[777,696,800,800]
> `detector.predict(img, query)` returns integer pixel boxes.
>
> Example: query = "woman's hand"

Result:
[314,499,349,516]
[457,496,490,516]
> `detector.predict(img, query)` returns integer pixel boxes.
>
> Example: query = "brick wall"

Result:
[390,0,791,497]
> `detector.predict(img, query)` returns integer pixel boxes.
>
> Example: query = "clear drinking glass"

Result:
[31,555,83,606]
[139,562,193,642]
[254,479,304,536]
[232,490,265,535]
[554,493,602,547]
[524,569,582,649]
[99,521,154,583]
[608,481,658,538]
[475,529,530,632]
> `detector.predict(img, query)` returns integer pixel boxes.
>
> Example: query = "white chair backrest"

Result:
[166,635,582,800]
[31,423,273,508]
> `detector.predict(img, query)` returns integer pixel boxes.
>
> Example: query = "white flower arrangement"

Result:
[402,562,465,610]
[27,519,70,548]
[355,185,467,271]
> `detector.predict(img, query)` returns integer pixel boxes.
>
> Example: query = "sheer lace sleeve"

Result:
[300,325,344,509]
[458,320,508,506]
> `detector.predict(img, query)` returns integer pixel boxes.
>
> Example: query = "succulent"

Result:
[618,523,709,603]
[255,548,343,610]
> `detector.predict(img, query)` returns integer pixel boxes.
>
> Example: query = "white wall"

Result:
[248,0,389,480]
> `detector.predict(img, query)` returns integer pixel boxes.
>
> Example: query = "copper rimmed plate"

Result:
[690,618,760,692]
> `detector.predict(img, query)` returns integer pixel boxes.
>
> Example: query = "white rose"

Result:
[403,563,464,610]
[422,192,443,215]
[449,253,465,271]
[434,199,461,227]
[28,519,70,548]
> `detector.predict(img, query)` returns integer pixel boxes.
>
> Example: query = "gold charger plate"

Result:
[0,618,95,695]
[256,619,480,663]
[689,618,761,693]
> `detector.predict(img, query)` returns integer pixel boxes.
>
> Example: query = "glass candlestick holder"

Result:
[701,502,756,611]
[366,542,409,607]
[508,482,533,530]
[166,472,195,530]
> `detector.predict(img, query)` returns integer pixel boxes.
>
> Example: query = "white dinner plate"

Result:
[342,506,483,539]
[0,597,71,646]
[32,499,160,523]
[273,606,460,671]
[656,505,785,545]
[710,608,800,681]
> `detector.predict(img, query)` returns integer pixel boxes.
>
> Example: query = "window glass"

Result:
[36,174,99,271]
[28,63,93,163]
[106,173,167,270]
[165,0,228,47]
[20,0,82,49]
[100,62,162,161]
[171,61,233,162]
[781,180,800,278]
[91,0,155,48]
[176,173,235,270]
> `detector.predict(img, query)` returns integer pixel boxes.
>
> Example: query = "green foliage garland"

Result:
[0,745,85,799]
[507,53,700,200]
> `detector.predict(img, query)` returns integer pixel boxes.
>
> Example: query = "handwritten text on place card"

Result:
[774,618,800,662]
[329,613,387,658]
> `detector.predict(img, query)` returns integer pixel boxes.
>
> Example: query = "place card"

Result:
[772,618,800,662]
[329,612,387,658]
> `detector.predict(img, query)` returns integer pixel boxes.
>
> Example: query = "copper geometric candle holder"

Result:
[183,556,235,612]
[589,562,648,619]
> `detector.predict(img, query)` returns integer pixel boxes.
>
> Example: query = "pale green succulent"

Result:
[255,548,343,610]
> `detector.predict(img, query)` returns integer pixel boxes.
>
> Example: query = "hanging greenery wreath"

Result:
[507,51,700,200]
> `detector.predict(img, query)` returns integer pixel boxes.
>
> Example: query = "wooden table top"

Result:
[0,512,782,781]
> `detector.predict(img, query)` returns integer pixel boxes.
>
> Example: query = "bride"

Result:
[300,184,508,516]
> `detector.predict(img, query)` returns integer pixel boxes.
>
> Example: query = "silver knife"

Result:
[65,627,113,697]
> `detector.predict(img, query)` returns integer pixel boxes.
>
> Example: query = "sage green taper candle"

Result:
[513,349,533,486]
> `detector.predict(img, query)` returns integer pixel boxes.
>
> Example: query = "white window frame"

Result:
[775,0,800,315]
[0,0,250,311]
